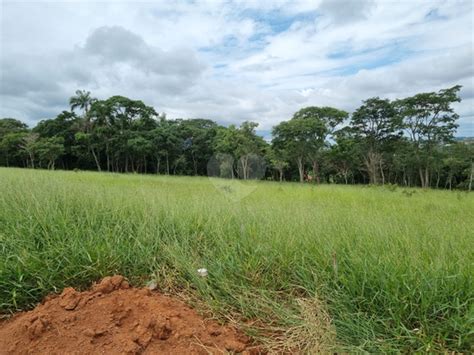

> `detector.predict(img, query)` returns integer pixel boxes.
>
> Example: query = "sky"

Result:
[0,0,473,137]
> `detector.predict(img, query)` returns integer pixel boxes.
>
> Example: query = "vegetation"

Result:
[1,86,472,189]
[0,168,473,352]
[0,85,472,351]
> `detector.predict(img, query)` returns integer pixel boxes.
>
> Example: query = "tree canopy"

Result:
[1,86,472,190]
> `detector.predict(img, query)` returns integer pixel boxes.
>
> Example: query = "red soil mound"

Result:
[0,275,258,354]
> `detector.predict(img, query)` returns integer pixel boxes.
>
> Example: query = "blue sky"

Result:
[1,0,473,136]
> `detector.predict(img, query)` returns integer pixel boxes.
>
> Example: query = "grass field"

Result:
[0,167,473,352]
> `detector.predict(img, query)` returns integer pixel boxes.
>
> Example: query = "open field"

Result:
[0,167,473,352]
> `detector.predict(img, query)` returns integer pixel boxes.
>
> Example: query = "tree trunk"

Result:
[364,151,380,184]
[379,160,385,185]
[105,141,110,172]
[469,161,473,192]
[192,153,197,175]
[343,170,348,184]
[296,156,304,183]
[91,148,101,172]
[240,156,249,180]
[312,160,320,184]
[419,168,425,188]
[29,152,35,169]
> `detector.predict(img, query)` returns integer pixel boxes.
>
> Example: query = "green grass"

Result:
[0,167,473,352]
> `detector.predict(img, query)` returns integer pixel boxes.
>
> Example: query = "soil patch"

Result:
[0,275,258,354]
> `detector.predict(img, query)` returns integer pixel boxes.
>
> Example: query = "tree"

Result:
[74,132,102,171]
[0,132,28,167]
[33,111,80,169]
[331,128,360,184]
[179,119,218,175]
[87,95,158,172]
[0,118,28,137]
[127,134,153,173]
[0,118,29,167]
[69,90,97,132]
[34,137,65,169]
[214,122,267,180]
[441,142,474,190]
[235,122,267,180]
[69,90,96,114]
[267,147,288,182]
[292,107,348,183]
[351,98,400,184]
[151,118,183,175]
[273,116,331,183]
[395,85,461,188]
[20,133,39,168]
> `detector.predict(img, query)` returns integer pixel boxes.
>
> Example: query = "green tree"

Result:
[351,98,400,184]
[33,111,80,169]
[87,95,158,172]
[395,85,461,188]
[151,118,183,175]
[331,128,360,184]
[20,133,39,168]
[69,90,97,132]
[0,118,28,137]
[0,118,29,167]
[34,137,65,170]
[179,119,218,175]
[127,134,153,173]
[214,122,267,180]
[273,117,332,183]
[69,90,96,115]
[267,147,289,182]
[74,132,102,171]
[292,106,348,183]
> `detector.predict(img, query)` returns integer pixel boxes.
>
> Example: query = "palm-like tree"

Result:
[69,90,96,115]
[69,90,97,132]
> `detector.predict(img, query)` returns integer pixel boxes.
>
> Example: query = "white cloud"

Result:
[0,0,472,136]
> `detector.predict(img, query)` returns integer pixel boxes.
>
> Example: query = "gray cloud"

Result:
[319,0,375,24]
[80,26,205,83]
[0,25,205,124]
[83,26,148,61]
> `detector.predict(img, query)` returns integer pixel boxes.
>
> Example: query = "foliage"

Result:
[0,86,472,189]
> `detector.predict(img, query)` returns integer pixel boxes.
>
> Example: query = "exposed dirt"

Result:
[0,275,259,354]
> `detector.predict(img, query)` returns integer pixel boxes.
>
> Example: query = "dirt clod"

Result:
[0,275,257,354]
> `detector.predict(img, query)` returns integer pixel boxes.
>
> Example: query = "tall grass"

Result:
[0,167,473,351]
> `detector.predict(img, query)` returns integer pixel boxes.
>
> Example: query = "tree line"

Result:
[1,86,473,190]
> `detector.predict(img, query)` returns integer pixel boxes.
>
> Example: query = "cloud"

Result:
[319,0,375,24]
[0,0,472,136]
[0,25,205,122]
[81,26,204,78]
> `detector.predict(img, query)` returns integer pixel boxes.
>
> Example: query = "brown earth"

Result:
[0,275,260,354]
